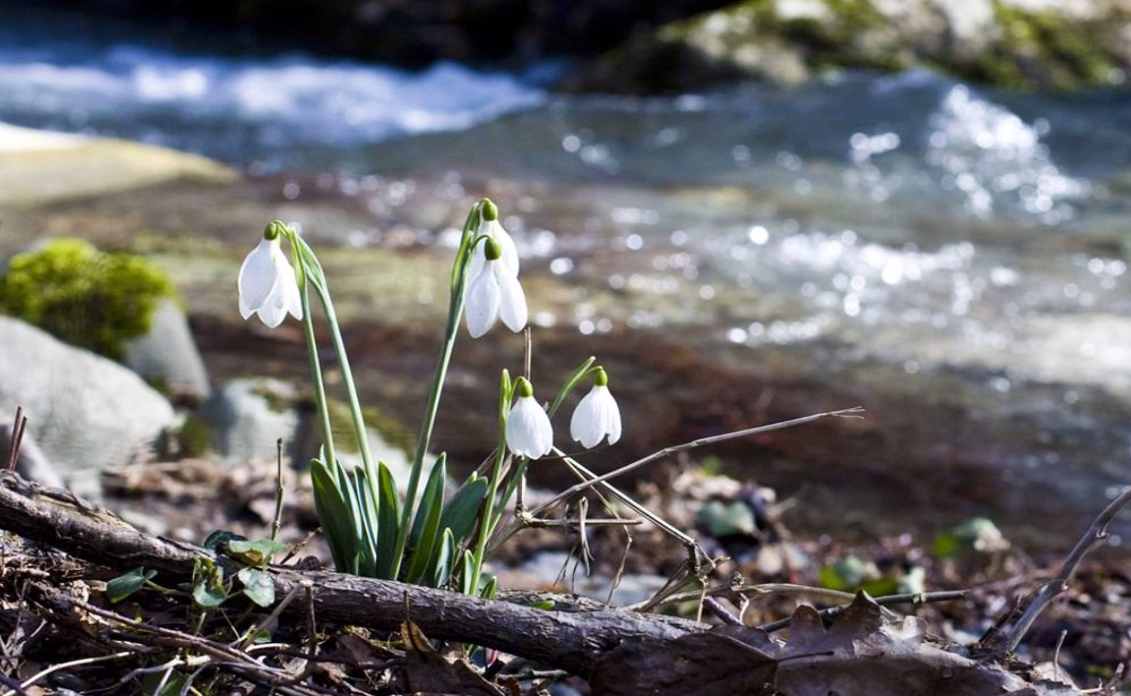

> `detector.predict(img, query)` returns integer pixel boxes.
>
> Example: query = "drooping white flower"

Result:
[505,377,553,459]
[467,216,519,282]
[570,369,622,448]
[238,234,303,328]
[465,238,527,338]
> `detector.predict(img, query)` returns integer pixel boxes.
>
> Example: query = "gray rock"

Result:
[0,316,177,479]
[197,377,299,462]
[124,299,210,400]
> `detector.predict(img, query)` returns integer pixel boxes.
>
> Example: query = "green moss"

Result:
[663,0,908,80]
[251,383,295,414]
[0,238,176,360]
[177,416,214,459]
[965,2,1122,90]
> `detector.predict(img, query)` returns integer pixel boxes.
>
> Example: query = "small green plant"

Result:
[0,238,175,360]
[237,200,621,595]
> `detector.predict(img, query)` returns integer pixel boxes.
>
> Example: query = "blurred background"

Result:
[3,0,1131,553]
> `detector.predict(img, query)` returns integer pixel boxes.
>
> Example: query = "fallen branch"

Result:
[977,483,1131,660]
[0,471,698,676]
[0,472,1094,695]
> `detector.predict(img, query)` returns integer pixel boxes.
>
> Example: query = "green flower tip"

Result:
[594,367,609,387]
[515,376,534,398]
[264,220,288,241]
[481,199,499,222]
[484,236,502,261]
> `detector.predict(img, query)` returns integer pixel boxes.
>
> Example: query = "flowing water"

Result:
[5,7,1131,546]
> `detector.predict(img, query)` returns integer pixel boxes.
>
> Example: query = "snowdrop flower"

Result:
[505,377,553,459]
[467,201,519,282]
[465,237,528,338]
[238,225,303,328]
[570,368,622,448]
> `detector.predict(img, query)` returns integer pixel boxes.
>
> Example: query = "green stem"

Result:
[468,416,512,595]
[390,204,480,579]
[290,233,373,471]
[313,280,374,470]
[293,246,337,471]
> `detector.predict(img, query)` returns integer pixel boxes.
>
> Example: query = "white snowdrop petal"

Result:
[605,394,622,444]
[498,272,528,333]
[259,290,289,328]
[465,268,501,338]
[570,385,622,448]
[238,236,304,328]
[507,396,554,458]
[275,256,304,320]
[483,220,520,277]
[237,239,280,310]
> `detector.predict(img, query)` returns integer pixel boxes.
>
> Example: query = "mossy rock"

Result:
[568,0,1131,92]
[0,238,176,361]
[961,2,1126,90]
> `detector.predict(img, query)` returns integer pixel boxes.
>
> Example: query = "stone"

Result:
[125,298,211,400]
[0,316,178,480]
[0,121,235,207]
[568,0,1131,93]
[197,378,299,463]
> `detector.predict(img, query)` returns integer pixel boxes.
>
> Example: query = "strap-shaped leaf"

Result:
[310,458,359,574]
[480,573,498,599]
[440,472,489,546]
[375,460,402,580]
[350,466,380,577]
[405,454,448,584]
[431,528,457,587]
[459,548,476,596]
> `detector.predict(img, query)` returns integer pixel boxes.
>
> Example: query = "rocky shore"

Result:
[3,127,1128,554]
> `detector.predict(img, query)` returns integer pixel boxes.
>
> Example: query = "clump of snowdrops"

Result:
[237,199,621,596]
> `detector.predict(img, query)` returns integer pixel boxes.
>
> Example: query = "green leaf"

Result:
[440,473,489,545]
[432,528,456,587]
[310,458,360,574]
[238,567,276,607]
[405,455,447,584]
[374,461,402,580]
[480,574,498,600]
[202,529,247,553]
[193,578,227,608]
[350,466,380,577]
[226,538,288,566]
[459,549,476,596]
[106,567,156,603]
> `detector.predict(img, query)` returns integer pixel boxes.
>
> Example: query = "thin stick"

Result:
[272,438,284,542]
[6,407,26,472]
[536,407,864,511]
[980,484,1131,658]
[232,582,307,651]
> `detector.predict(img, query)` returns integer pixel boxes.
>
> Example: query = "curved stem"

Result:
[468,431,512,596]
[314,280,374,470]
[391,203,481,579]
[292,245,336,470]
